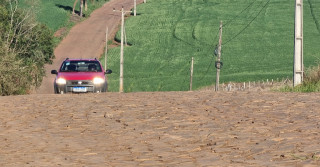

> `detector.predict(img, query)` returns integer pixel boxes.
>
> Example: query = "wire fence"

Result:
[200,77,293,92]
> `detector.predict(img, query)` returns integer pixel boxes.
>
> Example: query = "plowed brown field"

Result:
[1,91,320,166]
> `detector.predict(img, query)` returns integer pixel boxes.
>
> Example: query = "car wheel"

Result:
[54,84,59,94]
[102,83,108,92]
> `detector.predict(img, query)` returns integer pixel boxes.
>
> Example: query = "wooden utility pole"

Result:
[294,0,303,86]
[190,57,194,91]
[113,7,131,93]
[105,27,108,70]
[215,21,223,91]
[105,26,109,91]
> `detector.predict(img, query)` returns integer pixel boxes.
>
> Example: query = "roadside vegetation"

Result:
[102,0,320,92]
[19,0,109,32]
[0,0,54,95]
[280,65,320,92]
[19,0,109,45]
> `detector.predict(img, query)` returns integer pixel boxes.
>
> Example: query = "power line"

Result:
[306,0,320,34]
[199,0,270,81]
[223,0,258,28]
[173,0,262,48]
[222,0,271,46]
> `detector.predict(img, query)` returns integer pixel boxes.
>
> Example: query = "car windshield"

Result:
[60,61,102,72]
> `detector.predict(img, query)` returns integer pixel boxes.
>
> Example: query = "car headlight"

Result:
[56,78,66,85]
[93,77,105,84]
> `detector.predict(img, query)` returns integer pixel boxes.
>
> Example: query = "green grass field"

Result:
[102,0,320,92]
[19,0,109,32]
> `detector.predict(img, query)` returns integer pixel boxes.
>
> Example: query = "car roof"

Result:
[65,58,99,61]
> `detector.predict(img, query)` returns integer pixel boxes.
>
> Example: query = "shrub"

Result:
[280,65,320,92]
[0,0,54,95]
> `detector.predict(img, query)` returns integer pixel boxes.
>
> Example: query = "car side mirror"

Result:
[105,69,112,74]
[51,70,58,75]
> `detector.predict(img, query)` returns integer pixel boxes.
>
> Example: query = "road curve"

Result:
[35,0,144,94]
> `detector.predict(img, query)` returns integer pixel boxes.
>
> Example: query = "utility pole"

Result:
[113,7,132,93]
[104,26,108,70]
[105,26,109,91]
[215,21,223,91]
[134,0,137,16]
[294,0,303,87]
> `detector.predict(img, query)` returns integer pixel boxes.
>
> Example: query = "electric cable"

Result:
[222,0,271,46]
[223,0,258,28]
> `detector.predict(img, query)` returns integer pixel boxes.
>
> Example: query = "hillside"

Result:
[104,0,320,92]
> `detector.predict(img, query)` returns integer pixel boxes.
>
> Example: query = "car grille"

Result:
[65,80,95,92]
[67,80,93,85]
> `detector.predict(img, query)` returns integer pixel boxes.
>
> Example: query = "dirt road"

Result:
[1,91,320,166]
[35,0,144,94]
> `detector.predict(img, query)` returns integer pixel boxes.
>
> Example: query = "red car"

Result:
[51,58,112,94]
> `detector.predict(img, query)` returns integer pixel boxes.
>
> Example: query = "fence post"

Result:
[189,57,194,91]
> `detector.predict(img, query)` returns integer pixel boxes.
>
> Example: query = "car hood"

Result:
[57,72,105,81]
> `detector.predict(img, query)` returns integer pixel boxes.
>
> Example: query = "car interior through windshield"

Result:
[60,61,102,72]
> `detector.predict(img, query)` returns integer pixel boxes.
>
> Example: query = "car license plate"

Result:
[73,87,87,92]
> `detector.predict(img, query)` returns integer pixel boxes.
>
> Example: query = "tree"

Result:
[0,0,54,95]
[72,0,95,17]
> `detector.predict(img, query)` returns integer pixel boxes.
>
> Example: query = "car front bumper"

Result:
[54,80,107,93]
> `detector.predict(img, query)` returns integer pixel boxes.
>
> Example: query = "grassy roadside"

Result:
[280,65,320,92]
[19,0,109,46]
